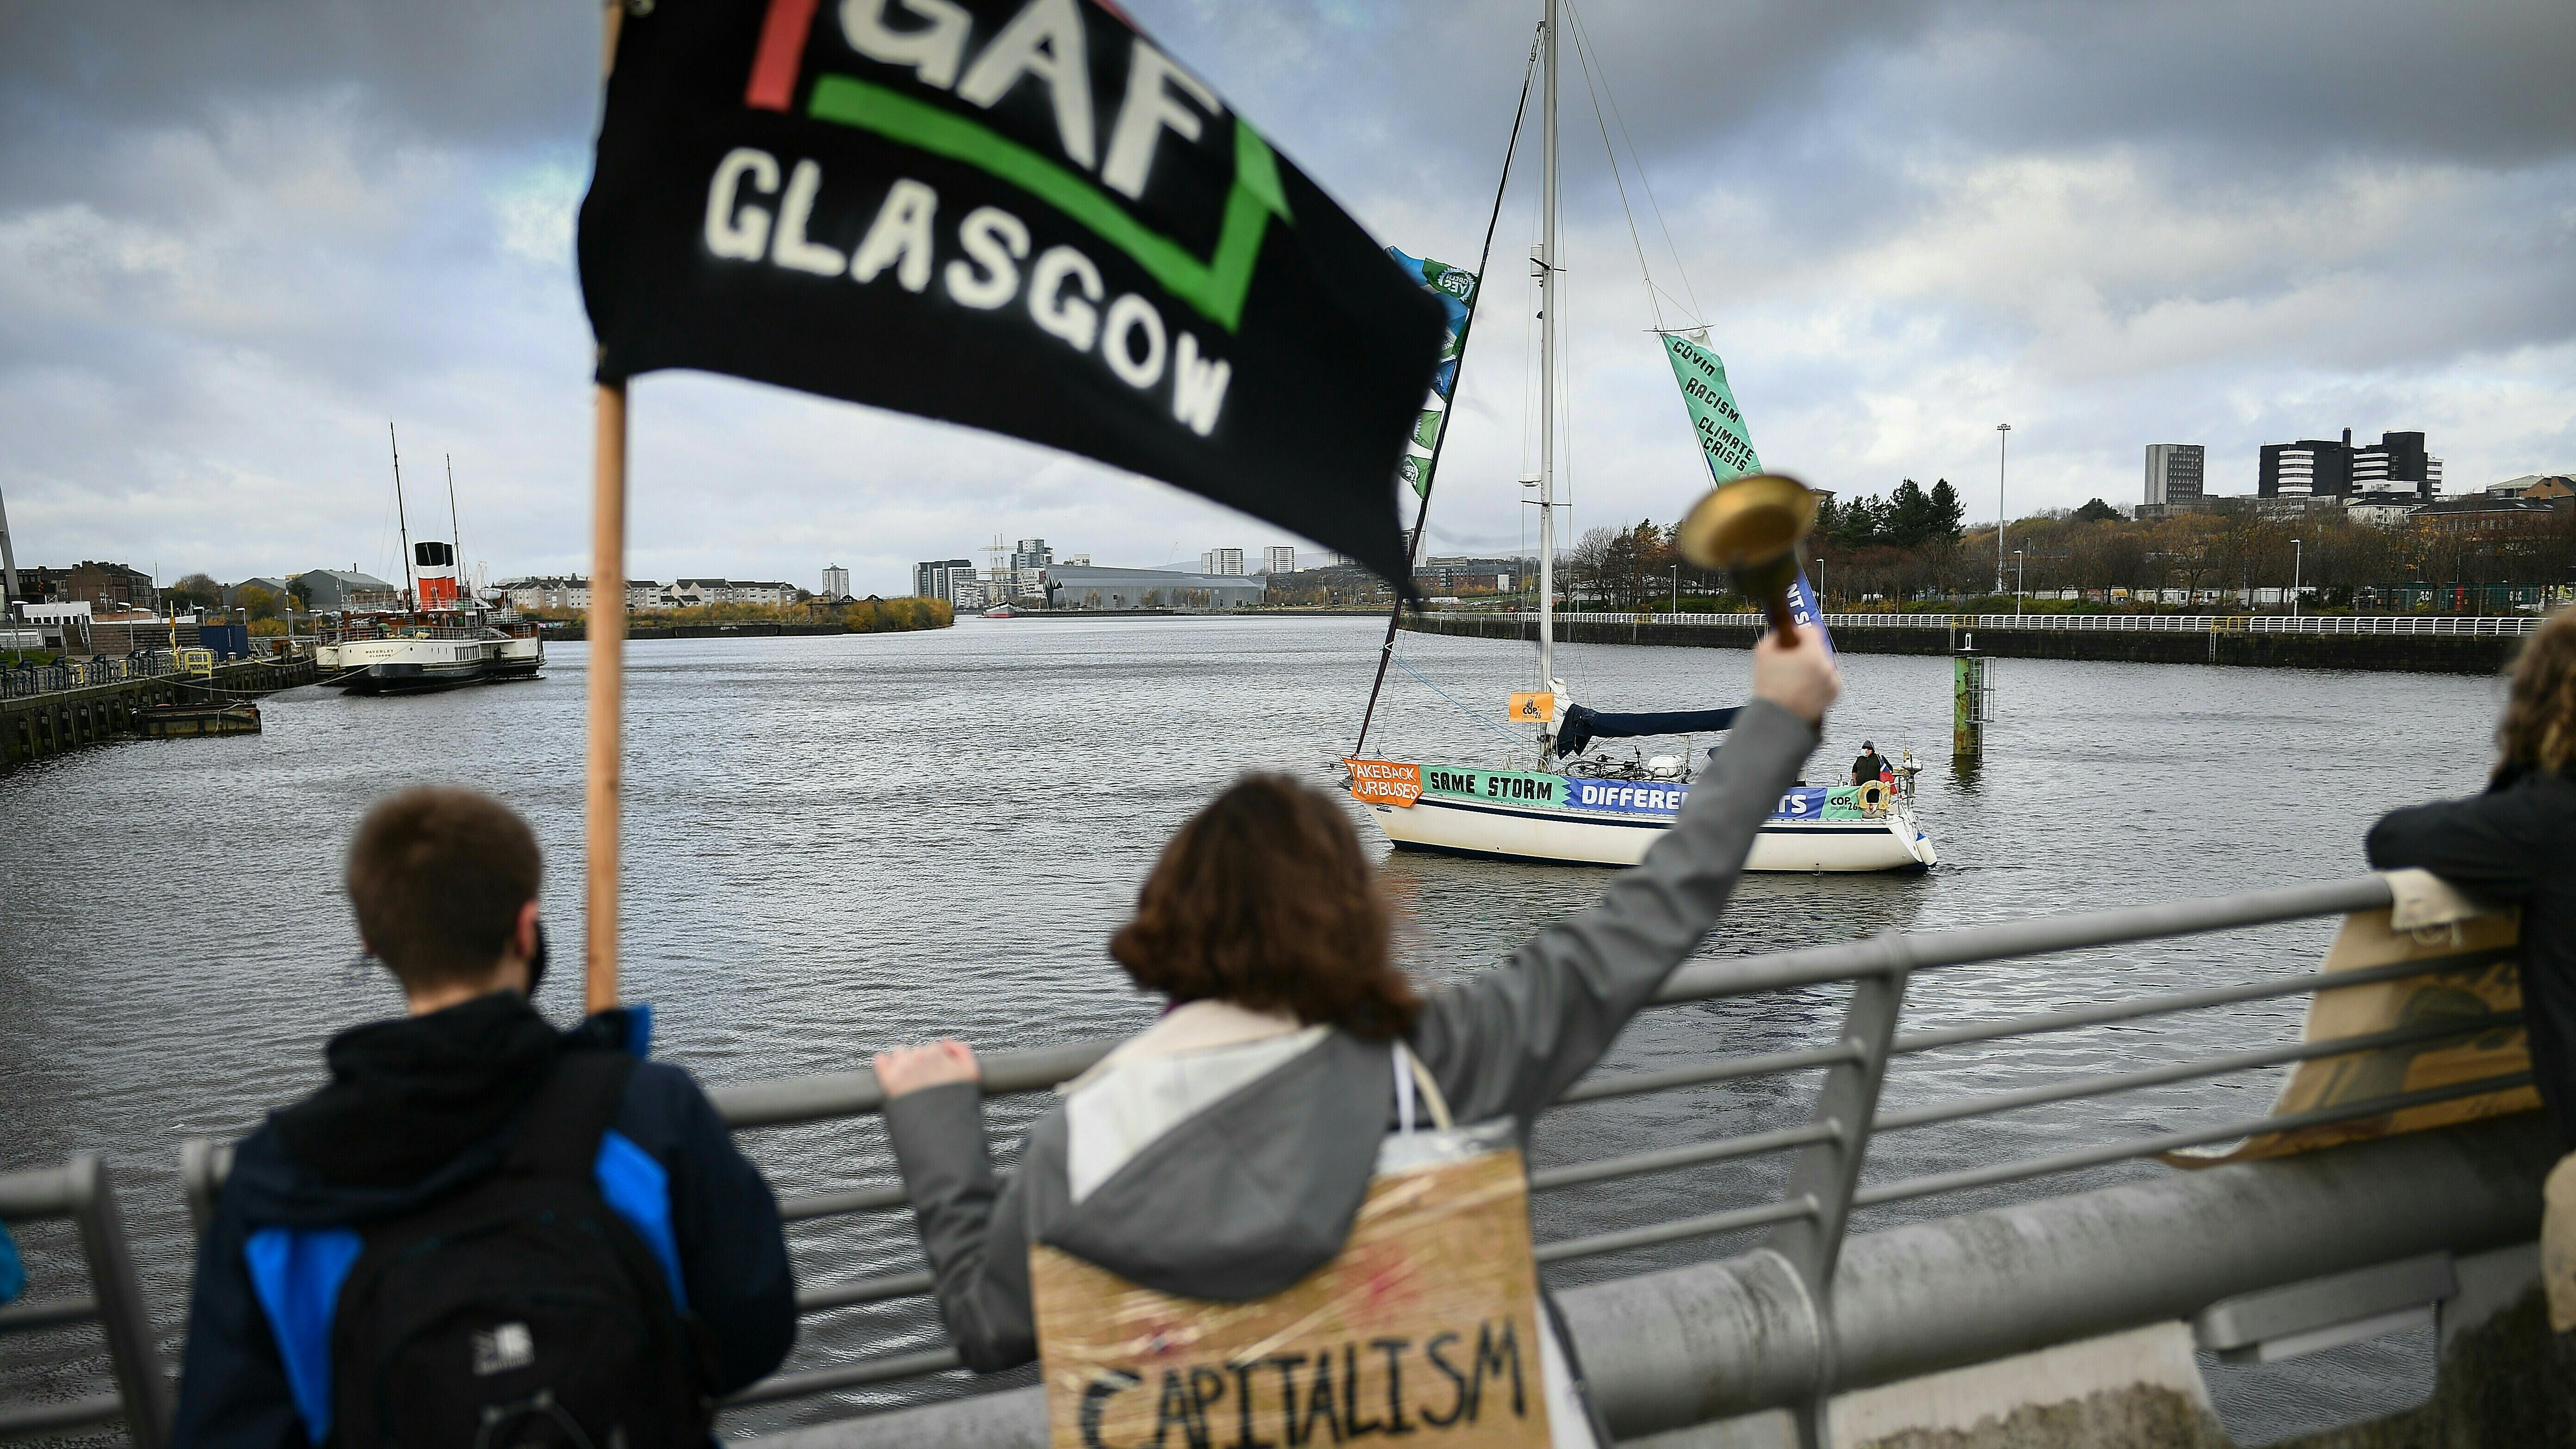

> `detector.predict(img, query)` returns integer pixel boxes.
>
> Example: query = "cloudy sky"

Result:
[3,1,2570,596]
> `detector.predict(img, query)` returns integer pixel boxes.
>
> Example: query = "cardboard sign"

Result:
[579,0,1446,588]
[1345,759,1422,807]
[2166,882,2536,1167]
[1031,1147,1551,1449]
[1506,691,1555,724]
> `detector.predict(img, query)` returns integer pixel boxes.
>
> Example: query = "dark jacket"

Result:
[883,699,1817,1377]
[2366,765,2576,1149]
[1850,751,1888,786]
[173,993,796,1449]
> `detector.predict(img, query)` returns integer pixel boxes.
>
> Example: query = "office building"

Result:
[1263,546,1297,575]
[914,558,976,600]
[2142,445,2205,507]
[1011,538,1053,571]
[821,564,850,599]
[2259,429,2441,500]
[1200,547,1245,576]
[2348,432,2442,497]
[1048,565,1265,610]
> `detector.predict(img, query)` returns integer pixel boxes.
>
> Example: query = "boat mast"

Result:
[390,422,416,611]
[446,453,465,607]
[1536,0,1559,691]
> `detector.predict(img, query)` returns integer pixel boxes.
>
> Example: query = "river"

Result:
[0,615,2512,1442]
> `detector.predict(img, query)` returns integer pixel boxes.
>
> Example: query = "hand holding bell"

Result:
[1675,473,1818,635]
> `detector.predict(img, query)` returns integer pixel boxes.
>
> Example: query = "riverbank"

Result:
[1405,610,2528,673]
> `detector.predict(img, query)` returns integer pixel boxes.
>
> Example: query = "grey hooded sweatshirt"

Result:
[883,699,1817,1379]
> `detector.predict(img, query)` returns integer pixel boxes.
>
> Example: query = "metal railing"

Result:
[0,1157,171,1448]
[156,870,2531,1445]
[1488,611,2542,636]
[0,654,185,701]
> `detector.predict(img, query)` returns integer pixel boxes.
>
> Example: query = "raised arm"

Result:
[877,1045,1041,1373]
[1410,626,1832,1127]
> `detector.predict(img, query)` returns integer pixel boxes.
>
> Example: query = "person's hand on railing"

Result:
[874,1039,980,1099]
[1752,622,1839,725]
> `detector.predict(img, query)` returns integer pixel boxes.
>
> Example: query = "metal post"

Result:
[65,1154,172,1449]
[1952,653,1985,762]
[2291,538,2302,619]
[0,471,21,614]
[1763,933,1913,1449]
[1994,423,2011,596]
[1535,0,1559,693]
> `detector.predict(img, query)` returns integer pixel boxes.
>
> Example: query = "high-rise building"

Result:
[1011,538,1053,571]
[1200,547,1245,576]
[2348,431,2442,497]
[2259,437,2348,498]
[913,558,976,600]
[1263,546,1297,574]
[2142,445,2204,506]
[821,564,850,598]
[2257,429,2442,500]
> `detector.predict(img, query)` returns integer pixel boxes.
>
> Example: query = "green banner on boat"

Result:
[1421,765,1562,807]
[1660,332,1762,483]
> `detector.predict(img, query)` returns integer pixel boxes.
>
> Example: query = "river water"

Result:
[0,616,2512,1442]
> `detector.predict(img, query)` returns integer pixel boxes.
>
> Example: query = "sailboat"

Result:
[1341,0,1935,873]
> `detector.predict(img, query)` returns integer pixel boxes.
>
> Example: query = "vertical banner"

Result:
[1660,331,1835,655]
[579,0,1446,587]
[1387,249,1477,498]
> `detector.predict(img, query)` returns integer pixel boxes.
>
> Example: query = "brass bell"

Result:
[1675,473,1818,635]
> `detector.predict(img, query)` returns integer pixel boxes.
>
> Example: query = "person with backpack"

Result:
[174,786,795,1449]
[873,623,1838,1446]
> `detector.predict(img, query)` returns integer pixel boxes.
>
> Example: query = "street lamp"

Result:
[1670,563,1679,614]
[2290,539,2302,619]
[2014,549,2025,616]
[1995,423,2012,595]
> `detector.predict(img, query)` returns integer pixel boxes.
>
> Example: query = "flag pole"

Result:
[587,0,628,1014]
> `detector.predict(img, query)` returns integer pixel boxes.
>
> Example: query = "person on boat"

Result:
[1850,740,1889,786]
[2366,607,2576,1150]
[873,623,1839,1443]
[174,786,796,1449]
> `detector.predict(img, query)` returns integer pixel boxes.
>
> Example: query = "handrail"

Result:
[0,1157,172,1448]
[1437,610,2543,636]
[168,871,2539,1439]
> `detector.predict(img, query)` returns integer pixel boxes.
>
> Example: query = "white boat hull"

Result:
[1366,791,1935,872]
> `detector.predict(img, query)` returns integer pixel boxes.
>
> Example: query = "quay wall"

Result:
[0,656,314,770]
[1403,613,2521,674]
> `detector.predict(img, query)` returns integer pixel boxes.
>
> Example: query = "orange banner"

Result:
[1508,691,1555,723]
[1344,758,1423,807]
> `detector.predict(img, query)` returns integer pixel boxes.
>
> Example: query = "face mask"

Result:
[526,920,549,1001]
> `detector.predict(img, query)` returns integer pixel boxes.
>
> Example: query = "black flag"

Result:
[579,0,1444,588]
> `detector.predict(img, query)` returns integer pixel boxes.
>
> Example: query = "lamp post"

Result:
[1671,563,1679,615]
[1995,422,2012,596]
[2290,539,2302,619]
[2014,549,2025,616]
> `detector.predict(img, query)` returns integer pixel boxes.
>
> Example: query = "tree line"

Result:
[1549,488,2576,613]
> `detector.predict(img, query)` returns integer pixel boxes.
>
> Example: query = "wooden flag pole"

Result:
[586,0,627,1014]
[586,380,628,1012]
